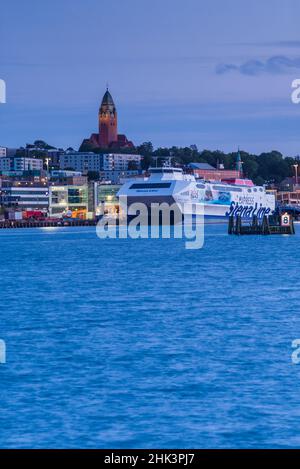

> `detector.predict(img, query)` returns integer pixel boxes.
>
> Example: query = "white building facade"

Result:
[58,152,142,183]
[59,152,103,172]
[0,183,49,210]
[102,153,142,171]
[0,157,43,172]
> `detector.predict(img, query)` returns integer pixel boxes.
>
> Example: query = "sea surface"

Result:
[1,224,300,448]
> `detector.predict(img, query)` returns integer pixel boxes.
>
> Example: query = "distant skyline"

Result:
[1,0,300,155]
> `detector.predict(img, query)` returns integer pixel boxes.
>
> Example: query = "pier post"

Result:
[228,216,233,234]
[236,215,241,235]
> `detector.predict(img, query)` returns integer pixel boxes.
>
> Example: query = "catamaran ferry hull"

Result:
[117,167,275,224]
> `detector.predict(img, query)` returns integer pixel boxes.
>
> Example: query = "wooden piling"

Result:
[228,214,295,235]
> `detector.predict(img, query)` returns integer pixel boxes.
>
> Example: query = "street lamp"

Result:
[45,157,50,175]
[293,164,299,186]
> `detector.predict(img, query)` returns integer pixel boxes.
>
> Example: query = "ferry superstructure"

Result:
[117,167,276,221]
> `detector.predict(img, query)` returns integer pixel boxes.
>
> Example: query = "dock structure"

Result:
[0,219,98,229]
[277,204,300,220]
[228,213,295,235]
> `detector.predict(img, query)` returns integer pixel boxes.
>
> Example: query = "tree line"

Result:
[20,140,300,186]
[135,142,299,186]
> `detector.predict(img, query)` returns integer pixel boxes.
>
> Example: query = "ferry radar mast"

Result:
[152,156,173,168]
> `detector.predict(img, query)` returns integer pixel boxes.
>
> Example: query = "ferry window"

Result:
[150,169,182,174]
[247,189,251,192]
[163,169,182,173]
[130,183,172,189]
[259,188,263,192]
[253,188,257,192]
[10,190,48,195]
[212,186,227,191]
[213,185,242,192]
[196,184,205,189]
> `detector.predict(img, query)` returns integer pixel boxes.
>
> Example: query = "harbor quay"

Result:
[1,89,300,226]
[1,156,300,228]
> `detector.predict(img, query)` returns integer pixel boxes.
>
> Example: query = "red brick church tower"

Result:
[98,89,118,147]
[80,88,134,150]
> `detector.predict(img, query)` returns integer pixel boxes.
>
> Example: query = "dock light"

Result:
[45,158,50,172]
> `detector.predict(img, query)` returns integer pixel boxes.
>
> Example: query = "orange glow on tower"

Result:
[98,89,118,147]
[80,88,134,150]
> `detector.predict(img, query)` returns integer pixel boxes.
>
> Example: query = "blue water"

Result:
[1,224,300,448]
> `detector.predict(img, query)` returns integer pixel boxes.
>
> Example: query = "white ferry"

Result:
[117,167,275,221]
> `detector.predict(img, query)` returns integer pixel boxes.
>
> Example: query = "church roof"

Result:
[101,89,115,106]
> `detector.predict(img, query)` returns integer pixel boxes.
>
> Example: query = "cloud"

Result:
[271,41,300,48]
[215,63,238,74]
[216,55,300,75]
[236,41,300,48]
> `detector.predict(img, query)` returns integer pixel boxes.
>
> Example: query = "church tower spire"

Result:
[98,88,118,147]
[80,87,134,151]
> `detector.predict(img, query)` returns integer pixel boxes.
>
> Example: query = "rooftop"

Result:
[187,162,216,171]
[101,89,115,107]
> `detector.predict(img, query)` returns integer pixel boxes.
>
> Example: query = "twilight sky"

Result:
[1,0,300,154]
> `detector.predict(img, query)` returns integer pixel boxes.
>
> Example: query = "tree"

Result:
[254,176,265,186]
[79,141,96,152]
[241,157,258,180]
[33,140,47,148]
[136,142,153,155]
[256,151,289,183]
[153,147,171,157]
[141,154,153,170]
[33,140,56,150]
[128,160,138,170]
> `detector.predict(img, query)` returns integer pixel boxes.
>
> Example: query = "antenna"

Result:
[152,156,159,168]
[151,156,172,168]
